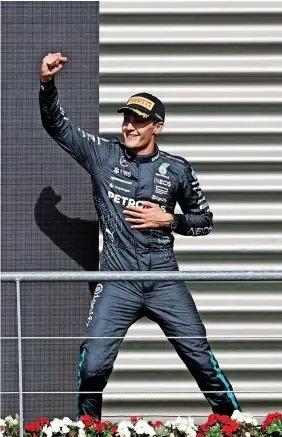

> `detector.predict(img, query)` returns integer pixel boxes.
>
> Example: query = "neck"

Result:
[131,137,156,156]
[125,142,159,163]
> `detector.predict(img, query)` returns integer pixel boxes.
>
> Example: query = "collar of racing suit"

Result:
[124,144,160,164]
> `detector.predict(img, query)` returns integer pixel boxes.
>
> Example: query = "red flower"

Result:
[218,416,233,425]
[131,416,138,423]
[111,426,117,434]
[230,422,239,432]
[207,414,220,426]
[79,415,94,428]
[39,417,50,426]
[25,421,41,433]
[263,412,282,427]
[96,422,106,432]
[0,427,4,432]
[104,421,113,425]
[152,421,163,428]
[221,425,233,436]
[196,434,204,437]
[199,424,210,435]
[220,422,239,437]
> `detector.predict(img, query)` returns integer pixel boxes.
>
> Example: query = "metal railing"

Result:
[1,270,282,437]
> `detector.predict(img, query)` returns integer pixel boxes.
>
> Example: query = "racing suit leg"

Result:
[77,281,143,419]
[146,280,241,416]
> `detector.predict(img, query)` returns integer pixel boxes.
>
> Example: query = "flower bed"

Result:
[0,411,281,437]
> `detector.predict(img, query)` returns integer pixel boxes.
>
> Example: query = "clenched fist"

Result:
[40,52,67,82]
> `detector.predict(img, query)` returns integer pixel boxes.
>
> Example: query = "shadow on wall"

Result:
[34,186,99,295]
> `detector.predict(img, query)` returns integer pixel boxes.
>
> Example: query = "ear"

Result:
[153,122,164,135]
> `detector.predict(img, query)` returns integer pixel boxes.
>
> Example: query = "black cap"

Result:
[117,92,165,122]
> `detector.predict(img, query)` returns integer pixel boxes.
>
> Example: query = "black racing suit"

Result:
[39,79,241,418]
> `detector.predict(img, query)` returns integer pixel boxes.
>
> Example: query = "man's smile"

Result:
[126,133,139,142]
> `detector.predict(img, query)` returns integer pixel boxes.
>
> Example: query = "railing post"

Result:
[16,280,24,437]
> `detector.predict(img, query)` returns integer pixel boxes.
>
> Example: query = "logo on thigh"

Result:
[86,284,103,327]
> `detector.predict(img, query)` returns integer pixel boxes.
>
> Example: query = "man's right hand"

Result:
[40,52,67,82]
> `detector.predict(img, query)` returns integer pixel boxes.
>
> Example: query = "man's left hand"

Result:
[123,201,173,229]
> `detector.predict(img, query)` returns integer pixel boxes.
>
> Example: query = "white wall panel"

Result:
[100,85,282,102]
[101,55,282,74]
[99,0,282,421]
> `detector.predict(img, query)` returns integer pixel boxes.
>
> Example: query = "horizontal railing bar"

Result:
[1,271,282,281]
[72,414,273,418]
[104,415,270,418]
[100,5,282,15]
[1,391,282,394]
[101,38,282,44]
[2,336,282,340]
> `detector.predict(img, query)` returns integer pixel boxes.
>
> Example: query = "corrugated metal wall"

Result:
[99,1,282,421]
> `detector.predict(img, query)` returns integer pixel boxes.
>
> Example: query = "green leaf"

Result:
[86,429,97,437]
[267,422,282,436]
[104,430,112,437]
[207,425,222,437]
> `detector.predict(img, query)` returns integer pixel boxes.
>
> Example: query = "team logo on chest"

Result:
[120,156,128,168]
[158,163,170,175]
[152,163,171,204]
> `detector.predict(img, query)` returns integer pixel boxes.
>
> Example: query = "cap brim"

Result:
[117,106,150,118]
[117,106,131,113]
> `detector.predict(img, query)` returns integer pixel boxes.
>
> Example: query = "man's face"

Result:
[122,111,163,150]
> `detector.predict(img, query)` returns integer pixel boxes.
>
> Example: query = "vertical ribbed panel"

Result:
[99,1,282,421]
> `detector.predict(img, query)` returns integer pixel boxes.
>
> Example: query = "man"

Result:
[39,53,241,419]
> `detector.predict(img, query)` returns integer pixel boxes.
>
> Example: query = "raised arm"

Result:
[39,52,111,175]
[172,162,213,236]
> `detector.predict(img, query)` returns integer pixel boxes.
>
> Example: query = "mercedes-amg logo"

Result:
[120,156,128,168]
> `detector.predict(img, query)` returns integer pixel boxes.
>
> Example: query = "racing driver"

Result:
[39,53,241,419]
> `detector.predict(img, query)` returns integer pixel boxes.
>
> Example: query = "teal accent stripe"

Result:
[209,350,239,410]
[76,348,86,421]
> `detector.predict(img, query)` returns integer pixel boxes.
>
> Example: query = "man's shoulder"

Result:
[159,149,191,169]
[87,135,123,151]
[96,135,121,146]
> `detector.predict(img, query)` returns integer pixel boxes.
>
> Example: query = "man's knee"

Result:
[86,359,113,378]
[80,352,114,388]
